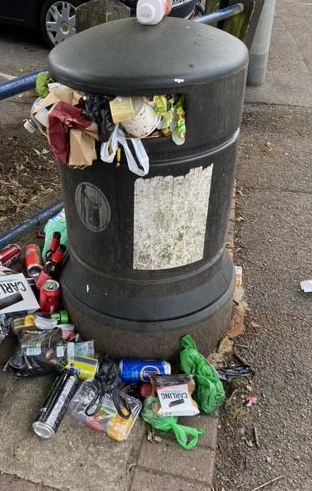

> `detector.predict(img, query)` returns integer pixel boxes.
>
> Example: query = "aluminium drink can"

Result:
[33,371,78,439]
[25,243,42,278]
[119,359,171,383]
[0,244,22,267]
[39,279,61,313]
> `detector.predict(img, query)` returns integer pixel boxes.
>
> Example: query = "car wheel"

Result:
[40,0,83,48]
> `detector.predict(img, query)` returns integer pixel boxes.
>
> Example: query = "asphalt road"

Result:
[0,24,48,130]
[0,24,48,77]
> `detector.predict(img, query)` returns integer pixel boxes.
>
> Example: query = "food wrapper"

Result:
[153,374,199,417]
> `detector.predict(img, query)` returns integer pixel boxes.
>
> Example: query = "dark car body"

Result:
[0,0,198,47]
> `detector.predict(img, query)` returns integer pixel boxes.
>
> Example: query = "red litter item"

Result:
[243,396,257,407]
[39,279,61,313]
[140,383,153,399]
[35,269,53,290]
[45,231,61,262]
[35,245,66,289]
[48,101,93,164]
[0,244,22,267]
[25,243,42,278]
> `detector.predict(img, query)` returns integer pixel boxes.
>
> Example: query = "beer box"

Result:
[154,374,200,417]
[0,272,40,314]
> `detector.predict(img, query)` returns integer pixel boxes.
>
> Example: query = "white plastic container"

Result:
[136,0,172,25]
[121,97,160,138]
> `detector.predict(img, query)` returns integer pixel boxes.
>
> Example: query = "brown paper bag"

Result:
[34,86,84,116]
[68,122,99,168]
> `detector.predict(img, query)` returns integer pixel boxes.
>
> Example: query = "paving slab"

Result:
[238,105,312,194]
[245,2,312,107]
[130,468,212,491]
[138,439,215,485]
[0,473,58,491]
[0,369,144,491]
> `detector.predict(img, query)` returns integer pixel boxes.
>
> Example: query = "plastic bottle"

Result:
[45,231,61,262]
[35,245,67,289]
[24,98,50,134]
[136,0,172,25]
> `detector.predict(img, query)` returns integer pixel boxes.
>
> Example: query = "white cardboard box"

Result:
[0,272,39,314]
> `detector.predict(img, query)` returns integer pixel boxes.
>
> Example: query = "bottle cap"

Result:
[136,0,165,25]
[24,119,37,133]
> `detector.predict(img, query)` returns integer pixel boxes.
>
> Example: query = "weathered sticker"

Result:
[133,165,213,270]
[75,182,111,232]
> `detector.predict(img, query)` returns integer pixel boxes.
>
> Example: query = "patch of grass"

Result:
[229,403,247,423]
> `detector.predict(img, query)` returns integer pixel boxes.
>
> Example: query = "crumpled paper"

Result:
[48,100,98,167]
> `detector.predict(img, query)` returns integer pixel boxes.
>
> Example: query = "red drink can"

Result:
[0,244,22,267]
[39,279,61,313]
[25,244,42,278]
[35,270,52,290]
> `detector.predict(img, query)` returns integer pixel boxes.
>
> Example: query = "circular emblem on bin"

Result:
[75,182,111,232]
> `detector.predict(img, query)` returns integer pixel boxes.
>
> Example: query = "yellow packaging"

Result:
[109,97,135,124]
[106,414,133,441]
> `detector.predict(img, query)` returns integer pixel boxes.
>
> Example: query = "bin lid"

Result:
[48,17,248,95]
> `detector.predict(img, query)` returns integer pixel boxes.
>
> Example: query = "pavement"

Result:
[214,0,312,489]
[0,0,311,489]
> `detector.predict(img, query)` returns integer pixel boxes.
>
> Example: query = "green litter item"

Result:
[141,396,205,450]
[35,72,54,98]
[180,334,225,414]
[42,208,68,260]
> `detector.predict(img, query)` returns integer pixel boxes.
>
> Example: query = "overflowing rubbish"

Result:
[141,396,205,450]
[24,74,187,176]
[0,213,228,449]
[180,334,225,414]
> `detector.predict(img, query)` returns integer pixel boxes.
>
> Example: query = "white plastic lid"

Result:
[136,0,165,25]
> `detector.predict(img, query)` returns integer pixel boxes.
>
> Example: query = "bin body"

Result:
[49,17,248,359]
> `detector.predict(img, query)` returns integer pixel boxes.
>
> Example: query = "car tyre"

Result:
[40,0,83,48]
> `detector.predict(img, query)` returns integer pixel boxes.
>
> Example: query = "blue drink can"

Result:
[119,359,171,383]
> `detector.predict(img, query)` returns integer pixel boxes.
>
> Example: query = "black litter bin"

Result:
[48,17,248,359]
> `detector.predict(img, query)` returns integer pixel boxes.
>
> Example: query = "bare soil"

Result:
[0,128,61,236]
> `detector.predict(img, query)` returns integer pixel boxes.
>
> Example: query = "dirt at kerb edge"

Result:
[0,126,61,236]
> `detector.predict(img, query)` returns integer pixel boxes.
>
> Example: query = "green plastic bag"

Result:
[180,334,225,414]
[141,396,205,450]
[42,208,68,260]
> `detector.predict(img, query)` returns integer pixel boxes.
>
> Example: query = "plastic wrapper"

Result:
[0,313,12,344]
[141,396,205,450]
[4,327,75,377]
[180,334,225,414]
[68,379,142,441]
